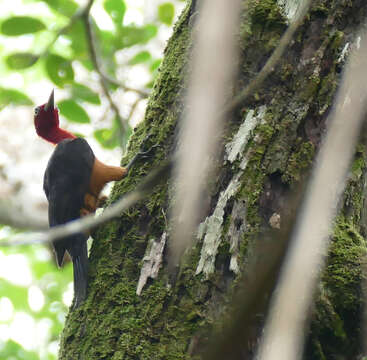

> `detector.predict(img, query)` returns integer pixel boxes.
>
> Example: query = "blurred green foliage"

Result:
[1,16,46,36]
[0,228,72,359]
[0,88,33,108]
[58,99,90,123]
[0,0,181,149]
[158,3,175,25]
[0,341,39,360]
[0,0,182,358]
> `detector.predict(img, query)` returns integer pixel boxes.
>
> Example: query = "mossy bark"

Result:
[59,0,367,359]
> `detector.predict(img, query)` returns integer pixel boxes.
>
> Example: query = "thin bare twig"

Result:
[39,1,92,58]
[98,72,149,98]
[128,97,142,123]
[82,7,149,99]
[82,9,130,135]
[0,201,48,230]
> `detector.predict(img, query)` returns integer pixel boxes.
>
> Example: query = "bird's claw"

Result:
[137,143,160,159]
[96,195,108,208]
[126,143,159,170]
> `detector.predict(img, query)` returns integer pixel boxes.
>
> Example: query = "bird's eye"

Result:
[34,107,40,116]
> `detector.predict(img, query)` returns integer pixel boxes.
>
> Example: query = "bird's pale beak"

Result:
[44,90,54,112]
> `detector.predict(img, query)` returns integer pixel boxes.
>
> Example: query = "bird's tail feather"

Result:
[72,246,88,308]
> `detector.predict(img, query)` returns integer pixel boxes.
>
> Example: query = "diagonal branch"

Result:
[81,6,148,139]
[39,0,93,58]
[0,160,172,247]
[0,201,48,230]
[40,0,146,98]
[82,11,129,135]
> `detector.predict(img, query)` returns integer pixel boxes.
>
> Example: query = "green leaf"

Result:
[104,0,126,26]
[158,3,175,25]
[118,24,158,48]
[94,117,131,149]
[149,59,162,84]
[129,50,152,65]
[120,122,132,149]
[80,59,93,71]
[0,88,33,109]
[97,28,116,57]
[0,340,39,360]
[6,53,39,69]
[1,16,46,36]
[0,282,29,310]
[94,128,120,149]
[150,58,162,72]
[65,20,88,56]
[145,80,154,89]
[71,83,101,105]
[45,54,74,87]
[58,99,90,123]
[41,0,78,17]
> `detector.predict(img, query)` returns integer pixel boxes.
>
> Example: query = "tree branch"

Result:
[0,160,172,247]
[0,200,48,230]
[82,12,130,135]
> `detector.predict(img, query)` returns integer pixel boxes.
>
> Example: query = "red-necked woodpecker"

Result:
[34,90,145,307]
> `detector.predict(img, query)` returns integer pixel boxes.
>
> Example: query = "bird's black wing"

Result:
[47,186,78,266]
[43,138,95,265]
[43,138,95,307]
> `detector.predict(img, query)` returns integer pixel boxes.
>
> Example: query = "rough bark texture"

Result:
[59,0,367,359]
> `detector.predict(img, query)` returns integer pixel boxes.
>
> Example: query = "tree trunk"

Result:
[58,0,367,359]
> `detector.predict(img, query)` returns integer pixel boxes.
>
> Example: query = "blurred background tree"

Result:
[0,0,184,358]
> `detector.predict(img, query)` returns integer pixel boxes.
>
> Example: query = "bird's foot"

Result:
[80,208,91,217]
[84,193,98,213]
[138,143,160,159]
[96,195,108,208]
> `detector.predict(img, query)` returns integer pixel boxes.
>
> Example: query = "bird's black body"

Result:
[43,137,95,307]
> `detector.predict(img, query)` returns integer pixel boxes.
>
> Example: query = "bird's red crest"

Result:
[34,90,76,144]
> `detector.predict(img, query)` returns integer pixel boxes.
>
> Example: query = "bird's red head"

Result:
[34,90,75,144]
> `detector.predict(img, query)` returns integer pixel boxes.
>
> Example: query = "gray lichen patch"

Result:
[277,0,303,21]
[227,200,247,273]
[136,232,167,295]
[338,42,350,64]
[225,106,267,163]
[196,172,243,277]
[196,106,268,277]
